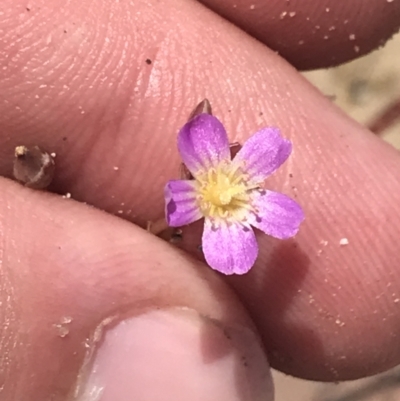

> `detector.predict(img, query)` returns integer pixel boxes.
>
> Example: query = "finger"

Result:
[0,179,272,401]
[198,0,400,69]
[1,0,400,381]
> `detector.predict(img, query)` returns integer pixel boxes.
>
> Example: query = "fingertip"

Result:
[0,178,271,399]
[199,0,400,69]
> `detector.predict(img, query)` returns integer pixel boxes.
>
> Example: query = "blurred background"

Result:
[304,31,400,149]
[274,31,400,401]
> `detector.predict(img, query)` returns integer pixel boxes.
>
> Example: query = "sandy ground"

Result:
[274,31,400,401]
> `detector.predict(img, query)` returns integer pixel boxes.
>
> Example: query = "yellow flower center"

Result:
[196,162,257,221]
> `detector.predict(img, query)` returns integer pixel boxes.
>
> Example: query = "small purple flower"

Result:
[164,114,304,275]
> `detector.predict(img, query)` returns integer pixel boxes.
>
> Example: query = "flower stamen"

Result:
[196,162,258,222]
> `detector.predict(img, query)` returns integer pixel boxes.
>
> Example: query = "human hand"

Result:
[1,0,400,400]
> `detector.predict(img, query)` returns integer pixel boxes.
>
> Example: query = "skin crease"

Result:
[0,0,400,399]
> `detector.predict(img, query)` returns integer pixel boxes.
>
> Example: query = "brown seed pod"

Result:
[13,145,55,189]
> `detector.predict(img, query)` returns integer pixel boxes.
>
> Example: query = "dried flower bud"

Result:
[187,98,212,121]
[180,162,193,180]
[13,145,55,189]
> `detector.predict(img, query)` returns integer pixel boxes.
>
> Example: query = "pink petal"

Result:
[202,219,258,275]
[250,190,304,239]
[233,127,292,183]
[164,180,202,227]
[177,114,230,178]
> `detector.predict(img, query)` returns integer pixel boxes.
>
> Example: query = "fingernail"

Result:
[77,308,273,401]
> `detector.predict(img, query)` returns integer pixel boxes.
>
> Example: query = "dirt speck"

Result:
[145,58,152,65]
[53,316,73,338]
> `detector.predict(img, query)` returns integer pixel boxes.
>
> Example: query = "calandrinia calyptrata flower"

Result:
[164,113,304,275]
